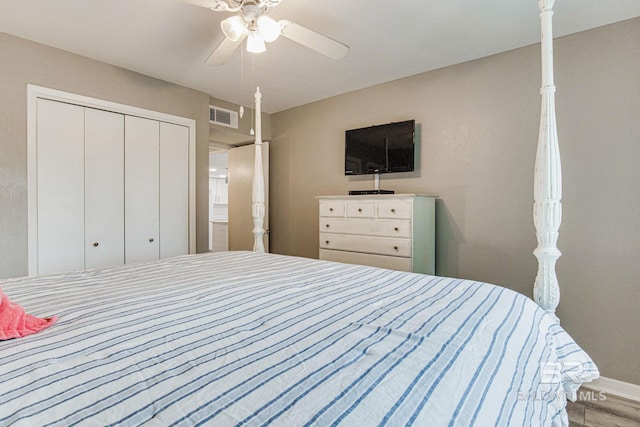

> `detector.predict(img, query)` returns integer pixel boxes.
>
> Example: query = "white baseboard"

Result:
[586,376,640,402]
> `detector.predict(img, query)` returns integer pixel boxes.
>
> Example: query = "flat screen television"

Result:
[345,120,415,175]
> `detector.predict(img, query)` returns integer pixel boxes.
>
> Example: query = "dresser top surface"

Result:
[317,194,437,200]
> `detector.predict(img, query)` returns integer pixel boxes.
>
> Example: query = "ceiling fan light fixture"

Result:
[221,15,246,42]
[247,30,266,53]
[256,15,280,43]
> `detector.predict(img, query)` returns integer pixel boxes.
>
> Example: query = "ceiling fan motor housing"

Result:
[242,3,262,20]
[210,0,282,13]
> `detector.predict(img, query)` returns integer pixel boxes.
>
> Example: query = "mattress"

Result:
[0,251,598,426]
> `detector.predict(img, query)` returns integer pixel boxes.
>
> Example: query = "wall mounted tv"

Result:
[345,119,415,175]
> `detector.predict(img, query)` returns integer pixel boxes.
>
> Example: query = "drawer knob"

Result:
[149,238,154,243]
[93,242,99,247]
[358,208,362,213]
[394,227,399,232]
[393,246,398,251]
[325,240,330,245]
[329,208,334,212]
[325,224,330,228]
[391,208,396,213]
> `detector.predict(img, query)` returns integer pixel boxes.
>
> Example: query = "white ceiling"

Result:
[1,0,639,113]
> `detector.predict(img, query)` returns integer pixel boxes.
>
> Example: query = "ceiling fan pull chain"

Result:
[239,41,245,118]
[250,53,255,136]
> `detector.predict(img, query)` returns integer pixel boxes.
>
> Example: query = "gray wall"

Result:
[0,33,211,279]
[209,95,272,146]
[270,18,640,385]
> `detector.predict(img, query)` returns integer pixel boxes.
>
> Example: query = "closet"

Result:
[29,88,194,276]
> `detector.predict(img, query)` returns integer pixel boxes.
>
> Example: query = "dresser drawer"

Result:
[320,218,411,238]
[346,202,375,218]
[320,233,411,257]
[377,200,412,219]
[320,249,412,272]
[319,201,345,217]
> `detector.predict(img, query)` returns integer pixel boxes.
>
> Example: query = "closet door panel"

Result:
[85,108,125,269]
[159,122,189,258]
[125,116,160,264]
[36,99,85,275]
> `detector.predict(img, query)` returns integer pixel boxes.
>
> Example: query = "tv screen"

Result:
[345,120,415,175]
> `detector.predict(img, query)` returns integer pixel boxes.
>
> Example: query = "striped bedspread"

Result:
[0,252,597,426]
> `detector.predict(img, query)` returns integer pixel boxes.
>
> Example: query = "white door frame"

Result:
[27,84,197,275]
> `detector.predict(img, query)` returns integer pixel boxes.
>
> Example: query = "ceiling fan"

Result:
[184,0,350,65]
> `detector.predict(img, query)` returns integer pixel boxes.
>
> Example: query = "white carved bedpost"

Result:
[533,0,562,319]
[252,87,266,253]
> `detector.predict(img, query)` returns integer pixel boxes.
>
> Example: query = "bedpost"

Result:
[533,0,562,319]
[252,87,266,253]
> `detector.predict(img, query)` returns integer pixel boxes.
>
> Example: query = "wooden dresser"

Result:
[317,194,436,274]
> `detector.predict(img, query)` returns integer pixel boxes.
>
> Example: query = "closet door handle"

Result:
[93,242,99,247]
[149,238,154,243]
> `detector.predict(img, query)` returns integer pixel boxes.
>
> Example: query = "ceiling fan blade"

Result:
[182,0,231,11]
[205,34,246,65]
[183,0,217,8]
[279,20,349,60]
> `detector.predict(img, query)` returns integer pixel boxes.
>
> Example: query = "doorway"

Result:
[209,149,229,252]
[209,142,270,252]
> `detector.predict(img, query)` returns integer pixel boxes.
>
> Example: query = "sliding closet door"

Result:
[159,122,189,258]
[36,99,85,275]
[125,116,160,264]
[85,108,125,269]
[29,86,196,276]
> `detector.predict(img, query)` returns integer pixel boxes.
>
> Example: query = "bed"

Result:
[1,1,598,426]
[1,251,596,426]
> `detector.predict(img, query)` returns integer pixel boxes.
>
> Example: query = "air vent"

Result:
[209,105,238,129]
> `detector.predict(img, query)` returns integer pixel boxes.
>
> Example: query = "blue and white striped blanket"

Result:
[0,251,597,426]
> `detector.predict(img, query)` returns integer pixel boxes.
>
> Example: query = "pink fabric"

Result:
[0,289,57,340]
